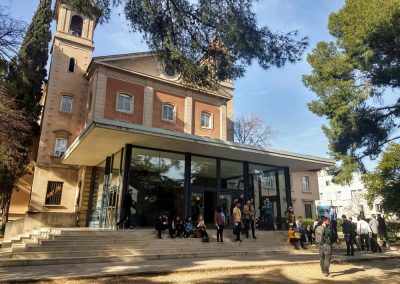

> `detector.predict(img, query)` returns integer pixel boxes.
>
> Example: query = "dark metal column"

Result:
[243,161,250,201]
[275,170,282,230]
[284,167,292,209]
[184,153,191,218]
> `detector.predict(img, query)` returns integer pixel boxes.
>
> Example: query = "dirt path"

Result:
[32,258,400,284]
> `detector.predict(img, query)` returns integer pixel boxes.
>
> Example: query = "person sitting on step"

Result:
[197,215,209,242]
[184,216,194,238]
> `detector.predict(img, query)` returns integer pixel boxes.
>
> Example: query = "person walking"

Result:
[214,206,225,242]
[342,215,354,256]
[377,214,388,247]
[232,201,242,242]
[315,217,334,277]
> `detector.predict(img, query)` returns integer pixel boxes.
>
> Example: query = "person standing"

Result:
[342,215,354,256]
[264,198,274,230]
[315,217,334,277]
[295,216,306,249]
[233,201,242,242]
[116,191,133,229]
[243,199,256,238]
[285,206,295,228]
[357,216,372,252]
[377,214,388,247]
[214,206,226,242]
[369,214,379,252]
[349,217,361,251]
[329,207,338,243]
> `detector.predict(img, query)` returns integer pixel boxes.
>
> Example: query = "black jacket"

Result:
[342,219,353,235]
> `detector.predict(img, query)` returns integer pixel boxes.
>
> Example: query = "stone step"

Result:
[0,248,314,267]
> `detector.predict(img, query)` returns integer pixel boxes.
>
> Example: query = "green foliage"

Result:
[362,143,400,215]
[14,0,52,123]
[303,0,400,184]
[300,218,315,229]
[386,220,400,243]
[65,0,308,89]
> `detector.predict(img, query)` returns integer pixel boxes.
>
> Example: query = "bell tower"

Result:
[30,0,97,213]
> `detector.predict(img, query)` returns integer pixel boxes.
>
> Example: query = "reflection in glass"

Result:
[130,148,185,227]
[191,156,217,187]
[218,193,232,226]
[221,160,244,190]
[191,192,203,221]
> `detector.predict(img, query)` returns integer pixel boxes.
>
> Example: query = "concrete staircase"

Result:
[1,228,396,267]
[0,228,302,267]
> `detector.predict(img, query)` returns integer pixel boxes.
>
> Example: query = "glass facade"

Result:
[87,145,291,229]
[129,148,185,227]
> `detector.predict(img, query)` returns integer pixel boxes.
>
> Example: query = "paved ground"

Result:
[1,251,400,283]
[32,258,400,284]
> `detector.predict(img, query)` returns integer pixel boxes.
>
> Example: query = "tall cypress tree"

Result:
[0,0,52,232]
[16,0,52,122]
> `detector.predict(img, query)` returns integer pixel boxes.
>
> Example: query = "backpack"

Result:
[315,225,325,244]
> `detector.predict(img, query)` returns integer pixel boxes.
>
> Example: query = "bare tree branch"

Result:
[233,113,274,146]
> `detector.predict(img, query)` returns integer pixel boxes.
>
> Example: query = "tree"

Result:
[0,0,52,232]
[233,113,273,146]
[0,87,30,231]
[362,143,400,216]
[302,0,400,184]
[66,0,308,88]
[0,6,25,62]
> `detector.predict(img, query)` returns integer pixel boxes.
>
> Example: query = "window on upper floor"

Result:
[319,193,324,200]
[301,176,310,192]
[201,111,212,129]
[325,180,330,186]
[116,93,133,113]
[376,204,382,213]
[45,181,63,205]
[54,138,68,157]
[351,190,357,199]
[60,95,73,113]
[162,102,176,122]
[68,58,75,72]
[69,15,83,37]
[336,191,342,200]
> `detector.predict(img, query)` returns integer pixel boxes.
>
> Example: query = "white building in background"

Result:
[317,171,383,219]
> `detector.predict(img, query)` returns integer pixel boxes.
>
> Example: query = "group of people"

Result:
[231,197,261,242]
[317,211,388,278]
[155,206,228,242]
[342,212,388,256]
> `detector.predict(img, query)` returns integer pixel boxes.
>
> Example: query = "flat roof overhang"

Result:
[62,118,335,172]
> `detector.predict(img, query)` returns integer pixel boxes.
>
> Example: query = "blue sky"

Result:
[4,0,345,159]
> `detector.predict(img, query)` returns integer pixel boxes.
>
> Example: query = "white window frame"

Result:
[200,111,212,129]
[54,138,68,157]
[301,176,310,193]
[336,191,342,200]
[351,190,357,199]
[116,92,133,113]
[60,95,73,113]
[161,102,176,122]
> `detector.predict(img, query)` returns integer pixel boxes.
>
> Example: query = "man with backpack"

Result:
[315,216,334,277]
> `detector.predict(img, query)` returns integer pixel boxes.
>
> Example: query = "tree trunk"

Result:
[0,192,11,235]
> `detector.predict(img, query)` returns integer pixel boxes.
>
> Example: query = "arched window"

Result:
[69,15,83,37]
[201,111,212,129]
[162,102,176,122]
[116,92,133,113]
[68,58,75,72]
